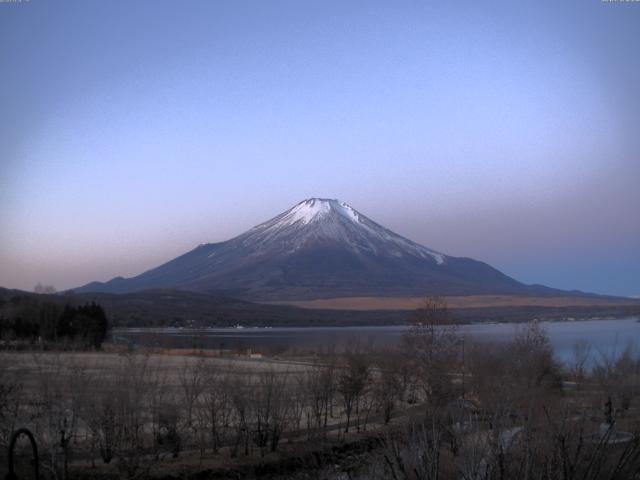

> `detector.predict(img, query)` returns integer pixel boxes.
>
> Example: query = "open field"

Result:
[0,349,420,479]
[3,351,310,388]
[4,316,640,480]
[267,294,640,311]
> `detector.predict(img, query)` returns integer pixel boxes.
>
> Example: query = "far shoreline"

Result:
[265,294,639,311]
[112,314,640,332]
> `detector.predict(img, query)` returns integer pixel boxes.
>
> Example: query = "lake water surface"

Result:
[116,317,640,366]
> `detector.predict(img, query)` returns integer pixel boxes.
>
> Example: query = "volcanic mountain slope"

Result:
[76,198,575,300]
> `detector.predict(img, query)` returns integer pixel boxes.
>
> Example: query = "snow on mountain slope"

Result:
[235,198,446,264]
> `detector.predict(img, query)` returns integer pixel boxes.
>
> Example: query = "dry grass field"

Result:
[0,349,417,479]
[3,351,312,394]
[267,294,639,311]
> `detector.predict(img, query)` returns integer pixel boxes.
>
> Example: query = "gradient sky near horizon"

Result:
[1,0,639,297]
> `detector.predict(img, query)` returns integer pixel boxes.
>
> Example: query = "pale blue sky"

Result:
[1,0,638,296]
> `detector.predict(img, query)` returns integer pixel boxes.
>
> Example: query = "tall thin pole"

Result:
[461,336,465,400]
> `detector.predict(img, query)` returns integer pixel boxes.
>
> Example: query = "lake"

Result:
[114,317,640,366]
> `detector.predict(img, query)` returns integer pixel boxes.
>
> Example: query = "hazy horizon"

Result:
[1,1,639,297]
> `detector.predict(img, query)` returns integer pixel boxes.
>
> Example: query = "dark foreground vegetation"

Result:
[2,298,640,479]
[0,291,109,349]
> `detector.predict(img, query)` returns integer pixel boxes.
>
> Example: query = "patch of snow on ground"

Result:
[339,201,360,223]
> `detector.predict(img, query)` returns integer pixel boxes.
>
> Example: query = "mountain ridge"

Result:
[74,198,597,300]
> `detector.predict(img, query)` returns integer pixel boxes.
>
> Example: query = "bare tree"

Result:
[509,322,563,420]
[32,353,86,480]
[177,358,205,457]
[592,342,640,422]
[112,354,152,479]
[80,369,120,465]
[306,364,336,439]
[379,417,451,480]
[338,353,370,433]
[251,368,291,455]
[34,283,57,294]
[374,363,405,425]
[569,339,592,382]
[286,372,307,441]
[229,370,252,457]
[0,354,22,456]
[202,364,234,453]
[147,367,170,460]
[403,297,461,410]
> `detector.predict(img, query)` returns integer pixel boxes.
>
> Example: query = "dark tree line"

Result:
[0,295,109,348]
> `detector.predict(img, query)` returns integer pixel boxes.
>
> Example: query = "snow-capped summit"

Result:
[275,198,347,226]
[75,198,541,300]
[272,198,365,226]
[240,198,445,264]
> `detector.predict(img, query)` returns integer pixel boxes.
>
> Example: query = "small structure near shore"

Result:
[246,348,263,359]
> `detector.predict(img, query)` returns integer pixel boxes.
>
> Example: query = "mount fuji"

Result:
[76,198,570,300]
